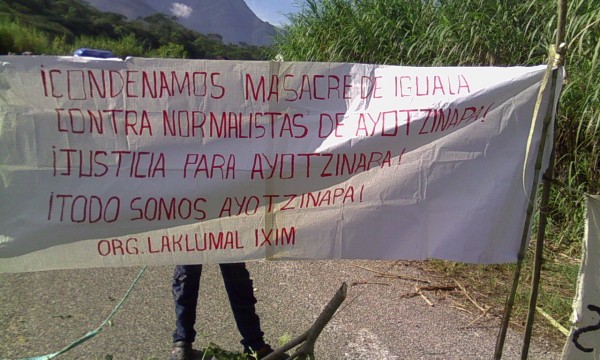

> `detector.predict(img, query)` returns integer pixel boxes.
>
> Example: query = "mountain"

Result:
[82,0,276,46]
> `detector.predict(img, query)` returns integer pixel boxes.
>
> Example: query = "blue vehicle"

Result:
[73,48,114,59]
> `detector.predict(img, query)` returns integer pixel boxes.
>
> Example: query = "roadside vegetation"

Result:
[274,0,599,347]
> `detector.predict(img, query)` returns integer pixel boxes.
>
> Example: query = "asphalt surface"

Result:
[0,260,562,359]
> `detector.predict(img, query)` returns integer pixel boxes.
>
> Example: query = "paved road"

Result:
[1,260,561,359]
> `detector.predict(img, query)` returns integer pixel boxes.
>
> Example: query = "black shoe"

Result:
[170,341,204,360]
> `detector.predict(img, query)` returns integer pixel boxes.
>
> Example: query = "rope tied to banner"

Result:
[554,43,567,68]
[521,42,566,203]
[19,266,147,360]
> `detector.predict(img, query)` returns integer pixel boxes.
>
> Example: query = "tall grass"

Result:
[275,0,600,343]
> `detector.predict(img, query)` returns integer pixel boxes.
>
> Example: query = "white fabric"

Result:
[0,57,560,272]
[563,195,600,359]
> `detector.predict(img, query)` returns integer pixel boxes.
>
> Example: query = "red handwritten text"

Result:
[395,74,471,97]
[250,152,393,179]
[40,66,225,100]
[52,148,166,178]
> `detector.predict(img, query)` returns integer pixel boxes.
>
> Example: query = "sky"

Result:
[244,0,303,26]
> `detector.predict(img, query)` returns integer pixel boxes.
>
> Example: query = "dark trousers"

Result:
[172,263,266,352]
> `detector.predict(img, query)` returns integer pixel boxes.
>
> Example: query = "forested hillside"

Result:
[0,0,272,59]
[83,0,276,46]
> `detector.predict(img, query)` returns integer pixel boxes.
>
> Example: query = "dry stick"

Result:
[350,280,390,286]
[416,285,434,306]
[353,264,431,284]
[451,305,473,315]
[493,34,565,360]
[455,280,487,313]
[400,284,457,308]
[464,307,493,329]
[400,284,457,299]
[535,306,569,336]
[378,273,431,283]
[263,283,348,360]
[418,285,456,292]
[448,296,471,313]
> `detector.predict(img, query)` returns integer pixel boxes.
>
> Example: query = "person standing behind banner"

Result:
[170,56,286,360]
[170,263,284,360]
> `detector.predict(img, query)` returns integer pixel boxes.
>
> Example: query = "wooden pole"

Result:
[520,1,567,358]
[521,153,555,359]
[493,0,567,356]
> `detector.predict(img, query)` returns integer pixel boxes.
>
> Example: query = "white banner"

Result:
[563,195,600,359]
[0,57,560,272]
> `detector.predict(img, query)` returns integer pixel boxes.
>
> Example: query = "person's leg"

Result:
[172,264,202,344]
[219,262,266,353]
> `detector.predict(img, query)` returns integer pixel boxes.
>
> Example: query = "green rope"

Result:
[20,266,148,360]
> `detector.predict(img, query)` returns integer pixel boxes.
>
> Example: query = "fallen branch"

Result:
[263,283,348,360]
[353,264,431,284]
[417,285,456,292]
[400,284,456,299]
[350,280,390,286]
